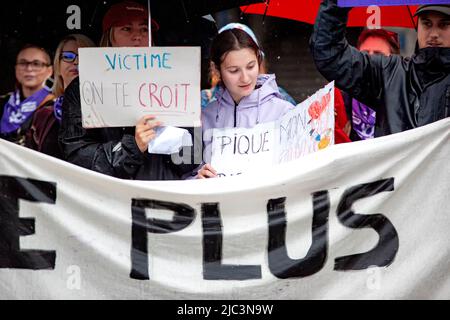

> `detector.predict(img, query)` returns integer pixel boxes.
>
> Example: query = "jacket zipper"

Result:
[234,103,237,128]
[445,87,450,118]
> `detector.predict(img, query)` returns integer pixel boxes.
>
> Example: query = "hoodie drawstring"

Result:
[256,84,262,124]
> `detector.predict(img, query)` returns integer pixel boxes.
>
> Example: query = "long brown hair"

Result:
[210,28,263,72]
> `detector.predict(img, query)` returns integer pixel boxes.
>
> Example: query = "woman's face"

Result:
[219,48,259,104]
[59,40,80,90]
[111,19,149,47]
[15,47,52,93]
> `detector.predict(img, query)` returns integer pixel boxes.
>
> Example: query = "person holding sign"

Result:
[195,23,295,179]
[25,34,95,159]
[311,1,450,137]
[0,45,54,145]
[59,1,195,180]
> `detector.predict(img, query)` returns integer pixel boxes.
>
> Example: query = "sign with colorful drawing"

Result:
[210,82,335,176]
[276,82,335,164]
[78,47,201,128]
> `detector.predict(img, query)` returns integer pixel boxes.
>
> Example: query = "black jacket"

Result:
[58,78,199,180]
[310,0,450,137]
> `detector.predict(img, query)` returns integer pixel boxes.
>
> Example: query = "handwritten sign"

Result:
[276,82,335,164]
[210,83,335,177]
[78,47,201,128]
[338,0,448,7]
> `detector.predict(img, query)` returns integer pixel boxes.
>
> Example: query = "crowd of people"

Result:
[1,0,449,182]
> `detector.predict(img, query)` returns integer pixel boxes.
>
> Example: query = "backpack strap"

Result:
[27,105,57,152]
[37,94,56,109]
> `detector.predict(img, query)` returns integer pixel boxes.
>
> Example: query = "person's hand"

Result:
[343,120,351,136]
[135,115,162,153]
[196,163,218,179]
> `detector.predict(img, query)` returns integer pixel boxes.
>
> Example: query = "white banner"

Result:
[0,119,449,299]
[78,47,201,128]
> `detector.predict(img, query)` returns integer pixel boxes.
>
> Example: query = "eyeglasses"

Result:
[60,51,78,63]
[16,60,51,71]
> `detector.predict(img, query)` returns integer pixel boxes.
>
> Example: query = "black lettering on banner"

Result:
[267,192,329,278]
[0,175,56,269]
[130,199,195,280]
[237,135,250,155]
[201,203,261,280]
[335,177,399,270]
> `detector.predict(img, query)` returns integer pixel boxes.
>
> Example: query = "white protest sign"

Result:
[78,47,201,128]
[276,81,335,164]
[211,122,276,177]
[210,83,335,176]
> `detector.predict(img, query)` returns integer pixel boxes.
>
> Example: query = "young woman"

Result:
[25,34,95,158]
[0,45,54,145]
[196,23,295,179]
[59,1,196,180]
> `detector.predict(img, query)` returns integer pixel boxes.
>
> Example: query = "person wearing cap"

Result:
[310,1,450,137]
[100,0,159,47]
[59,1,197,180]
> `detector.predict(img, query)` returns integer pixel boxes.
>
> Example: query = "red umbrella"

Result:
[241,0,418,28]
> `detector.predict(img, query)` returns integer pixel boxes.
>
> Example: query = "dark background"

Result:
[0,0,362,102]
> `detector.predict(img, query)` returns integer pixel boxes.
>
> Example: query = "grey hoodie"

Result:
[202,74,294,164]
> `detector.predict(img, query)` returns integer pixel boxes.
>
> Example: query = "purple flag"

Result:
[0,88,52,134]
[338,0,450,7]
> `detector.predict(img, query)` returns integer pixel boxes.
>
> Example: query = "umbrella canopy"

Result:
[0,0,263,93]
[179,0,265,18]
[241,0,418,28]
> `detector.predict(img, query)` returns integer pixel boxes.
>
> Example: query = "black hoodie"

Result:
[58,77,199,180]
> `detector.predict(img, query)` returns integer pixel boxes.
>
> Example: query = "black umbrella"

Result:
[176,0,265,20]
[0,0,263,93]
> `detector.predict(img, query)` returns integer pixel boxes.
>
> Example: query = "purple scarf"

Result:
[53,96,64,123]
[352,99,376,140]
[1,88,52,134]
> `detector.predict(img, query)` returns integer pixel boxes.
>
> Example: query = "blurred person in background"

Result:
[0,45,54,145]
[25,34,95,159]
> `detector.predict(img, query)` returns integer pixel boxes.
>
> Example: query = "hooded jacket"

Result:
[58,77,198,180]
[310,0,450,137]
[201,74,294,164]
